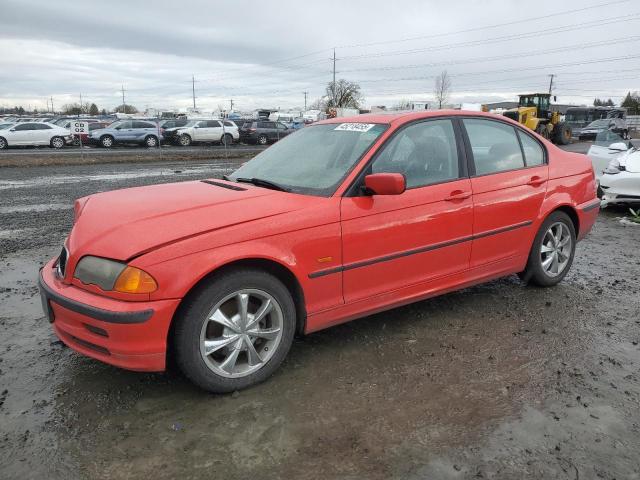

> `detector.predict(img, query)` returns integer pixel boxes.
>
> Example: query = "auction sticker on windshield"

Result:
[334,123,376,132]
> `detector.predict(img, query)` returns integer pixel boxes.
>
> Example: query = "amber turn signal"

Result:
[113,266,158,294]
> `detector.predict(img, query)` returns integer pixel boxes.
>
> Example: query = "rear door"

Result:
[34,123,54,145]
[133,121,157,141]
[340,118,473,303]
[461,117,548,268]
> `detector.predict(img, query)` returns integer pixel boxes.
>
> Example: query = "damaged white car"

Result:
[588,131,640,206]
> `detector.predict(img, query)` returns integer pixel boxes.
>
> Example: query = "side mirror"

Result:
[364,173,406,196]
[9,128,15,132]
[608,142,628,152]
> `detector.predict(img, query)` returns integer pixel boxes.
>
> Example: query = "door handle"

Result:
[526,176,545,187]
[444,190,472,201]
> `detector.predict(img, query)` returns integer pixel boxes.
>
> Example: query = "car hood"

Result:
[67,180,302,260]
[620,149,640,173]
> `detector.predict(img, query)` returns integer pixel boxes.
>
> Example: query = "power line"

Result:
[336,0,631,49]
[340,13,640,61]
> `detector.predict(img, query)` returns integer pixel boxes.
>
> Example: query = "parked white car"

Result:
[587,130,631,181]
[0,122,72,149]
[169,119,239,147]
[589,130,640,206]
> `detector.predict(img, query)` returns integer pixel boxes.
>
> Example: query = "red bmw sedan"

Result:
[39,110,600,392]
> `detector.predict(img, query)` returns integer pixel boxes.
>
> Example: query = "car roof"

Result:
[316,109,507,126]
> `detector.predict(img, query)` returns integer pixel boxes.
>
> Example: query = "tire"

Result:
[622,130,629,140]
[0,137,7,150]
[535,124,550,140]
[100,135,114,148]
[50,136,65,149]
[553,122,572,145]
[257,134,268,145]
[520,211,576,287]
[173,268,296,393]
[221,133,233,146]
[144,135,158,148]
[178,134,192,147]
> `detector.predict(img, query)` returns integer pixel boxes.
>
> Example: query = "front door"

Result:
[340,118,473,303]
[461,117,548,267]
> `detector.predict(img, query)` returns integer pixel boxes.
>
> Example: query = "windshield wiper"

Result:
[234,177,290,192]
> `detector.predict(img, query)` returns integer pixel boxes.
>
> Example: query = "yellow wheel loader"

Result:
[502,94,572,145]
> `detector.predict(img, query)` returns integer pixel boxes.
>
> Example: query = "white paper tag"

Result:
[334,123,376,132]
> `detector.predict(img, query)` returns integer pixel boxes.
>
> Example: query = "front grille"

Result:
[503,111,519,121]
[56,246,68,279]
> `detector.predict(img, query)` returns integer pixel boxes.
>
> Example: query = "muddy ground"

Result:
[1,153,639,479]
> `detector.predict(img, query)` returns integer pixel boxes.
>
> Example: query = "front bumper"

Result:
[39,259,181,372]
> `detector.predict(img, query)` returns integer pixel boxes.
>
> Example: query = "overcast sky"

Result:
[1,0,639,113]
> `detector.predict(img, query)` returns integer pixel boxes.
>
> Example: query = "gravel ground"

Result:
[0,147,639,479]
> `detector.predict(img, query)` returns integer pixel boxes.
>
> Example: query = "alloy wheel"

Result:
[52,137,64,148]
[540,222,572,277]
[146,136,157,147]
[199,289,284,378]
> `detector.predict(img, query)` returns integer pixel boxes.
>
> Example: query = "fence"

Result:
[627,115,640,131]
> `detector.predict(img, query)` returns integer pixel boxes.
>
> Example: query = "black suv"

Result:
[239,121,292,145]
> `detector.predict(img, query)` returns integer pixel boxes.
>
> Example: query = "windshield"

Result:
[229,123,388,196]
[0,123,13,130]
[594,129,626,146]
[587,119,610,128]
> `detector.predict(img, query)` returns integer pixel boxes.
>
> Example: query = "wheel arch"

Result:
[551,204,580,236]
[166,257,307,364]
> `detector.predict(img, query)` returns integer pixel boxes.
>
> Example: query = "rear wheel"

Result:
[258,134,268,145]
[0,137,7,150]
[144,135,158,147]
[50,136,65,149]
[173,269,296,393]
[520,211,576,287]
[553,122,572,145]
[221,133,233,146]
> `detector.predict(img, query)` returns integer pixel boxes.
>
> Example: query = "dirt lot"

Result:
[1,150,639,479]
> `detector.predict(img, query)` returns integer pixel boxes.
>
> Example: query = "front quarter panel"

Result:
[134,196,344,315]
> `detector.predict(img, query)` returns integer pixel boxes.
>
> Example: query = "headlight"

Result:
[74,256,157,294]
[604,158,625,175]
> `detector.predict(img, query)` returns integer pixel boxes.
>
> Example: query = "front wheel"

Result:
[0,137,7,150]
[178,134,192,146]
[520,211,576,287]
[173,269,296,393]
[553,122,572,145]
[257,134,268,145]
[100,135,114,148]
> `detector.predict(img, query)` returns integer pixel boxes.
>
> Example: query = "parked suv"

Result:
[577,118,629,141]
[170,119,239,147]
[88,120,163,148]
[239,121,292,145]
[0,122,72,149]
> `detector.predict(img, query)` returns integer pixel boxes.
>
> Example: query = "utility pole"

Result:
[303,91,308,111]
[79,93,83,114]
[331,48,339,106]
[50,96,54,113]
[229,99,234,111]
[548,74,555,95]
[191,74,196,109]
[121,85,126,109]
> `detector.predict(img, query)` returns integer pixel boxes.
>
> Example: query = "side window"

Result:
[39,123,52,129]
[257,122,267,128]
[15,123,34,131]
[223,121,234,127]
[463,119,525,175]
[517,130,544,166]
[371,119,460,189]
[277,123,288,130]
[117,121,132,129]
[133,121,155,129]
[206,120,221,128]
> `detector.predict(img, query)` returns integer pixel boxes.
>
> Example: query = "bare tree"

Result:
[325,79,364,109]
[113,104,138,114]
[309,97,327,111]
[434,70,452,109]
